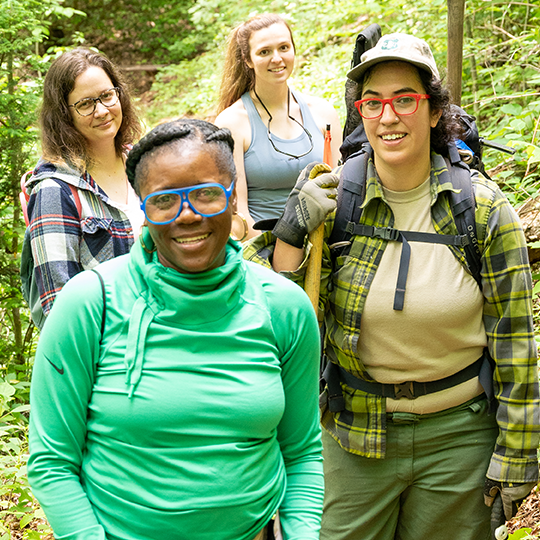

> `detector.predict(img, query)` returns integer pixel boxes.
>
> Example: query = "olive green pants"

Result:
[321,397,498,540]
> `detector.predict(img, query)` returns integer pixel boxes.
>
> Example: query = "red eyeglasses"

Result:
[354,94,430,120]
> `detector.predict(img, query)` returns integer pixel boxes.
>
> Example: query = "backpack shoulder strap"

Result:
[447,162,482,288]
[67,183,82,219]
[90,268,106,342]
[20,170,33,227]
[328,147,371,251]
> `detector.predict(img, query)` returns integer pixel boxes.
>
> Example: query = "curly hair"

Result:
[359,62,460,158]
[126,119,236,197]
[217,14,295,113]
[39,48,142,170]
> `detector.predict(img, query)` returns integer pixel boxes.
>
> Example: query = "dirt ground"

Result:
[508,484,540,537]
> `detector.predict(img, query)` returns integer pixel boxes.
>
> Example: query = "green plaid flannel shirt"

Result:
[244,153,539,483]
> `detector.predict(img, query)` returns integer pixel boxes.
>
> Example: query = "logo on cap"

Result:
[380,38,399,51]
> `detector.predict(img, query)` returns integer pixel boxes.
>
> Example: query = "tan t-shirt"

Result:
[358,177,486,414]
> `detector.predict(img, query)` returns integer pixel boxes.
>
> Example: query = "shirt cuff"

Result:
[487,452,540,483]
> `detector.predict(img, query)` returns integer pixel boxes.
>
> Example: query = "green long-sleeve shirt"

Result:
[244,153,540,484]
[28,237,323,540]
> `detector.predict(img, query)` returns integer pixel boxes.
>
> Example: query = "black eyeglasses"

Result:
[254,89,314,160]
[69,87,120,117]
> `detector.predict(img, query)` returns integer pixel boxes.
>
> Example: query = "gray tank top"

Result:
[241,89,324,223]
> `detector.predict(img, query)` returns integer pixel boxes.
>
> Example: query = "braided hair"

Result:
[126,119,236,196]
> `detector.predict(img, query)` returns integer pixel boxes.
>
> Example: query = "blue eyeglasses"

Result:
[141,181,235,225]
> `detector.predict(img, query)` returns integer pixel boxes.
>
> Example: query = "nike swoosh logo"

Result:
[45,356,64,375]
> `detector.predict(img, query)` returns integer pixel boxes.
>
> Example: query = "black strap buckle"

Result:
[455,234,469,247]
[394,381,415,399]
[373,227,400,241]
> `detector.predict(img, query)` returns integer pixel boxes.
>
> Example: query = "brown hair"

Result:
[217,14,295,113]
[39,48,142,170]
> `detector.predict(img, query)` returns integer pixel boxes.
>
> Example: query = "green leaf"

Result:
[509,119,527,131]
[501,103,523,116]
[508,528,532,539]
[527,145,540,164]
[19,512,34,528]
[10,404,30,413]
[0,382,15,399]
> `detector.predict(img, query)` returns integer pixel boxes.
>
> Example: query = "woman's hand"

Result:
[272,162,338,248]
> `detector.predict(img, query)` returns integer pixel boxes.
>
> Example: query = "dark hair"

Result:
[360,62,460,158]
[126,119,236,196]
[39,48,142,170]
[217,14,295,113]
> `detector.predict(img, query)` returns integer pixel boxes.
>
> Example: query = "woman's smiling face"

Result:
[361,61,441,185]
[139,143,237,274]
[67,65,123,152]
[247,23,295,86]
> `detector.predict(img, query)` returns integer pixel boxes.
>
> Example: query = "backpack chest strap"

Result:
[348,223,471,311]
[347,223,470,247]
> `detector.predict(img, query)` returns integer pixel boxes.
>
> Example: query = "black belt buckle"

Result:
[394,381,415,399]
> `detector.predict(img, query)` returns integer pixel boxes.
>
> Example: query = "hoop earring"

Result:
[140,227,157,253]
[230,212,248,242]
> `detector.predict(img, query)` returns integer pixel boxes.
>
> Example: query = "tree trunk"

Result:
[517,196,540,264]
[447,0,466,105]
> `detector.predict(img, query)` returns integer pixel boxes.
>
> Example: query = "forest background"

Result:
[1,0,539,537]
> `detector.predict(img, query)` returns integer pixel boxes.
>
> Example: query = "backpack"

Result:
[20,171,82,330]
[329,144,482,310]
[332,25,489,309]
[321,27,506,412]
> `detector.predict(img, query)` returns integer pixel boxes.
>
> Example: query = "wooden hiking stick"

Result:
[305,124,333,312]
[447,0,465,105]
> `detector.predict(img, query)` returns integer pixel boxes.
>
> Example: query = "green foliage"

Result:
[0,0,75,536]
[144,51,223,125]
[484,100,540,206]
[59,0,212,65]
[460,1,540,204]
[0,0,77,532]
[0,376,51,539]
[508,529,535,540]
[0,0,54,379]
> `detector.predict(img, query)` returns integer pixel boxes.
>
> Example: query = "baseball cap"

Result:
[347,33,440,82]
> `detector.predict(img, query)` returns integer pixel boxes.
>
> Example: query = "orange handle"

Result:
[305,125,333,314]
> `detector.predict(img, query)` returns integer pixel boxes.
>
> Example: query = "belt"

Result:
[322,348,492,413]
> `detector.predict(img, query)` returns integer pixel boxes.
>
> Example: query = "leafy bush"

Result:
[0,0,80,535]
[58,0,213,65]
[0,377,52,539]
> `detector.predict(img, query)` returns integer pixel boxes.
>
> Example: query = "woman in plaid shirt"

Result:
[245,33,539,540]
[24,48,143,322]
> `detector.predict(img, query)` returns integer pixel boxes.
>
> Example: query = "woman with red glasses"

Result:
[244,33,539,540]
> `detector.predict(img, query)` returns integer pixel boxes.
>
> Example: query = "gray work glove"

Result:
[484,477,536,521]
[272,162,338,248]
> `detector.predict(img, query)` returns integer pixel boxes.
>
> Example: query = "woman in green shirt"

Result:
[28,119,323,540]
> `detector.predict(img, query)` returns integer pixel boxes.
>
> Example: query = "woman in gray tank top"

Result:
[215,13,341,241]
